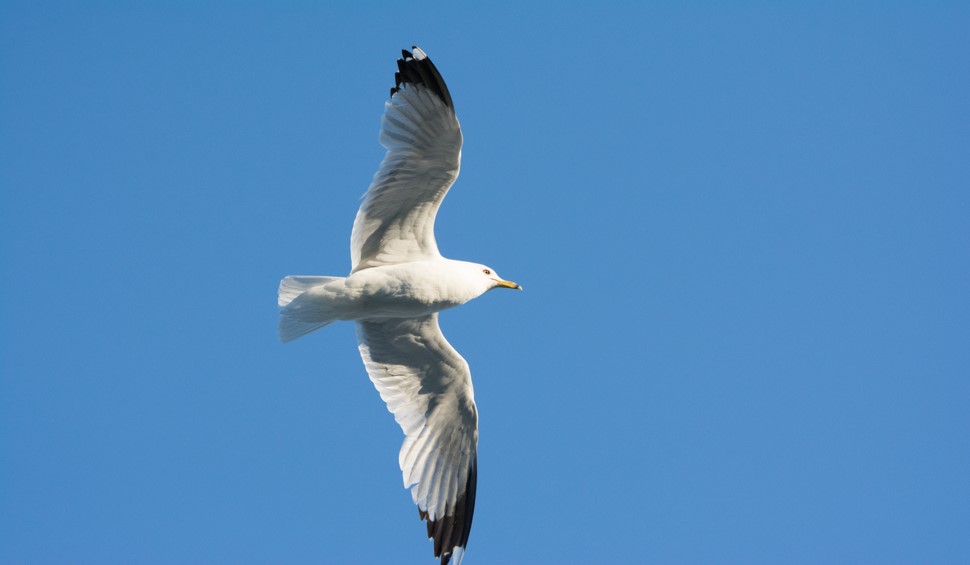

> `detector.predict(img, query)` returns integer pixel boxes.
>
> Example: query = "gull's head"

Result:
[446,259,522,303]
[473,263,522,292]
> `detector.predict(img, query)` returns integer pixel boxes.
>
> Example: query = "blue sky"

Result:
[2,2,968,563]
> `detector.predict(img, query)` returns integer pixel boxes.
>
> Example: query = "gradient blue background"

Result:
[2,3,968,564]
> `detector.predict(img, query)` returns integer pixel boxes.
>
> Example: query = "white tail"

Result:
[278,276,340,307]
[277,275,343,342]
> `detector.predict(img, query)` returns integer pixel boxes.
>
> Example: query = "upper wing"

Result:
[350,47,463,272]
[356,315,478,565]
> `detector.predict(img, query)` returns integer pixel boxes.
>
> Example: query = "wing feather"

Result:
[356,314,478,564]
[351,48,462,272]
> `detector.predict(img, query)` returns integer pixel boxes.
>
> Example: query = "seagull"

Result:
[278,46,521,564]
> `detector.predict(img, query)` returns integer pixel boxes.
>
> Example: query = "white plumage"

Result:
[278,47,520,564]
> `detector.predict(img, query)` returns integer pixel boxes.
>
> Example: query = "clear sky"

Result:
[2,2,968,564]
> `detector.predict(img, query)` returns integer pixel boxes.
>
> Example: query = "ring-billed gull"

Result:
[278,46,521,564]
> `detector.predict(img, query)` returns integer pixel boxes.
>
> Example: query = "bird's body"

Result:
[279,259,515,339]
[278,47,519,564]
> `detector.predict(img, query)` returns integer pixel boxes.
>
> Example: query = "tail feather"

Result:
[278,275,340,307]
[277,275,343,342]
[278,315,334,343]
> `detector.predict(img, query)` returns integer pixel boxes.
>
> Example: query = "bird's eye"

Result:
[483,269,491,275]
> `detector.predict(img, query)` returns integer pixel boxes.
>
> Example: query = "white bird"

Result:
[278,47,521,564]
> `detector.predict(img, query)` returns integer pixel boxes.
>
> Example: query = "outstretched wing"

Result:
[356,315,478,565]
[350,47,463,272]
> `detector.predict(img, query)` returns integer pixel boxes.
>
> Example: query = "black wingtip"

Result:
[420,457,477,564]
[389,46,454,109]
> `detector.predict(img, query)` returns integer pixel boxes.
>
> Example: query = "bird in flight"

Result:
[278,46,521,564]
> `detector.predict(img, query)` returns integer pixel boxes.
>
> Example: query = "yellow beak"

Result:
[496,279,523,290]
